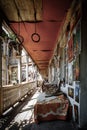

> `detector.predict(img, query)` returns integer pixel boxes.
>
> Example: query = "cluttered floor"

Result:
[0,87,78,130]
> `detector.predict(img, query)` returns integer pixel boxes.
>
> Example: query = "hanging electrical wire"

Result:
[31,0,40,43]
[13,0,24,44]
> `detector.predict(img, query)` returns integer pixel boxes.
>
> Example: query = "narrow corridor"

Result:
[0,1,87,129]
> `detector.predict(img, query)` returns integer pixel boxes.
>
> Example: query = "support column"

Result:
[0,13,3,115]
[18,58,21,84]
[79,0,87,128]
[6,42,9,85]
[48,66,51,83]
[35,65,38,87]
[26,55,29,82]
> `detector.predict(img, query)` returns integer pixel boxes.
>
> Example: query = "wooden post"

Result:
[0,88,3,115]
[0,13,3,115]
[18,58,21,83]
[26,55,29,82]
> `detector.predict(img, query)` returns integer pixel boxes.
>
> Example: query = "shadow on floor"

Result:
[7,120,78,130]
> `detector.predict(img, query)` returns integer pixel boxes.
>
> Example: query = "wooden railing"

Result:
[0,81,37,115]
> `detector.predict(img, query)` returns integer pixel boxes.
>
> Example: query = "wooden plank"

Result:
[0,0,42,22]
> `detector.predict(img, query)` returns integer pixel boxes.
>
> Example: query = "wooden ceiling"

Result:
[0,0,73,73]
